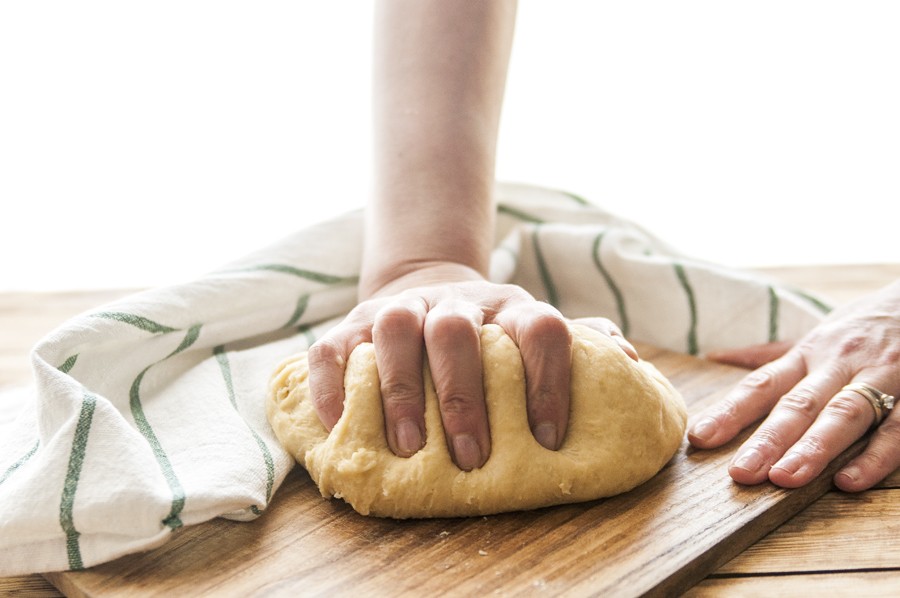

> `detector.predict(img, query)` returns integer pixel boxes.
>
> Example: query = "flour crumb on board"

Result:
[438,530,450,539]
[478,549,488,557]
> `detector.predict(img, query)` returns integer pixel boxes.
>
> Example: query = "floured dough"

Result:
[267,324,687,518]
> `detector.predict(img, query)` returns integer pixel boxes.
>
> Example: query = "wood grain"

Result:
[753,263,900,306]
[718,490,900,574]
[686,571,900,598]
[0,574,64,598]
[42,347,862,597]
[0,289,138,389]
[2,264,898,596]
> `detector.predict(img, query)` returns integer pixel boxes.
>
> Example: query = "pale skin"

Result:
[309,0,899,487]
[692,280,900,491]
[308,0,635,471]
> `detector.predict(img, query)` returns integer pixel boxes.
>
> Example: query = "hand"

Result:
[307,262,637,471]
[688,281,900,491]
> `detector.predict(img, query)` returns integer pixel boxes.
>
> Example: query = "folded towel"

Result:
[0,183,828,575]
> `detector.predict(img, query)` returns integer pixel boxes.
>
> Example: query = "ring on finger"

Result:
[842,383,896,426]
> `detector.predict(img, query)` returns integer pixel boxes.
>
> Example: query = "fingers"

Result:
[691,281,900,491]
[692,352,899,491]
[728,365,847,485]
[424,300,489,471]
[372,298,428,457]
[705,341,794,369]
[495,304,573,451]
[835,407,900,492]
[309,280,633,471]
[308,315,373,430]
[688,350,806,449]
[572,317,638,361]
[765,373,889,488]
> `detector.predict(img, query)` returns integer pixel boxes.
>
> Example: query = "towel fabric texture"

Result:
[0,184,828,575]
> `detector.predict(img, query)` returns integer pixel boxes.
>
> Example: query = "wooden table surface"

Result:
[1,264,899,596]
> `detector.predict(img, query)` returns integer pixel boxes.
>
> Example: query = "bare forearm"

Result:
[312,2,633,466]
[362,0,517,298]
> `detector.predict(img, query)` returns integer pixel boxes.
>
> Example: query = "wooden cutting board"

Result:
[45,344,863,597]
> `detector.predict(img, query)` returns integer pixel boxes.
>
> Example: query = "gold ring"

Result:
[842,383,896,426]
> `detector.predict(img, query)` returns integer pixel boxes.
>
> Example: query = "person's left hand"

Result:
[687,280,900,492]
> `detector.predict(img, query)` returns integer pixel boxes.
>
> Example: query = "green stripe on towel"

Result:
[0,439,40,486]
[240,264,358,285]
[127,324,201,529]
[60,392,97,570]
[283,294,310,329]
[531,226,559,307]
[96,315,201,529]
[673,263,699,355]
[768,286,780,343]
[591,232,630,336]
[92,312,179,334]
[130,367,185,530]
[559,190,591,206]
[167,324,202,358]
[58,354,78,374]
[789,287,832,314]
[214,347,276,507]
[498,204,545,224]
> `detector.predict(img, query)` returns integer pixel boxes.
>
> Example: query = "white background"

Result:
[2,1,899,291]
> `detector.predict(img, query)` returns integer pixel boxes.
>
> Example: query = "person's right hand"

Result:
[307,262,637,471]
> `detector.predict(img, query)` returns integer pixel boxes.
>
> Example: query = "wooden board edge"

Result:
[643,438,867,597]
[44,571,88,598]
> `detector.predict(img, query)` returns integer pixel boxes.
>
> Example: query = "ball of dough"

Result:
[267,324,687,518]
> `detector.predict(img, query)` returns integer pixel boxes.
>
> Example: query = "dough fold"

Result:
[267,324,687,518]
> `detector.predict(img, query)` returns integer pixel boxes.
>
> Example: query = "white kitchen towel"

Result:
[0,183,828,575]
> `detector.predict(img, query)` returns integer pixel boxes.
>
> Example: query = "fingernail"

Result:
[614,336,639,361]
[534,422,559,450]
[732,448,765,474]
[772,452,802,476]
[834,465,862,492]
[837,465,860,483]
[395,419,423,456]
[690,418,717,443]
[452,434,483,471]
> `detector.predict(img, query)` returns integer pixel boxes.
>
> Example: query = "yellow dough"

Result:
[267,324,687,518]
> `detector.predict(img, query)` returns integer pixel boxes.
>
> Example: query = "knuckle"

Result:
[825,395,871,423]
[882,347,900,366]
[529,386,564,411]
[855,446,894,474]
[739,367,780,395]
[711,397,741,422]
[777,389,820,418]
[428,313,479,342]
[311,386,342,412]
[875,416,900,443]
[792,435,829,459]
[530,311,570,337]
[836,334,868,358]
[496,283,534,303]
[307,338,343,369]
[519,311,571,349]
[749,426,788,451]
[438,392,479,416]
[375,303,423,332]
[380,379,423,406]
